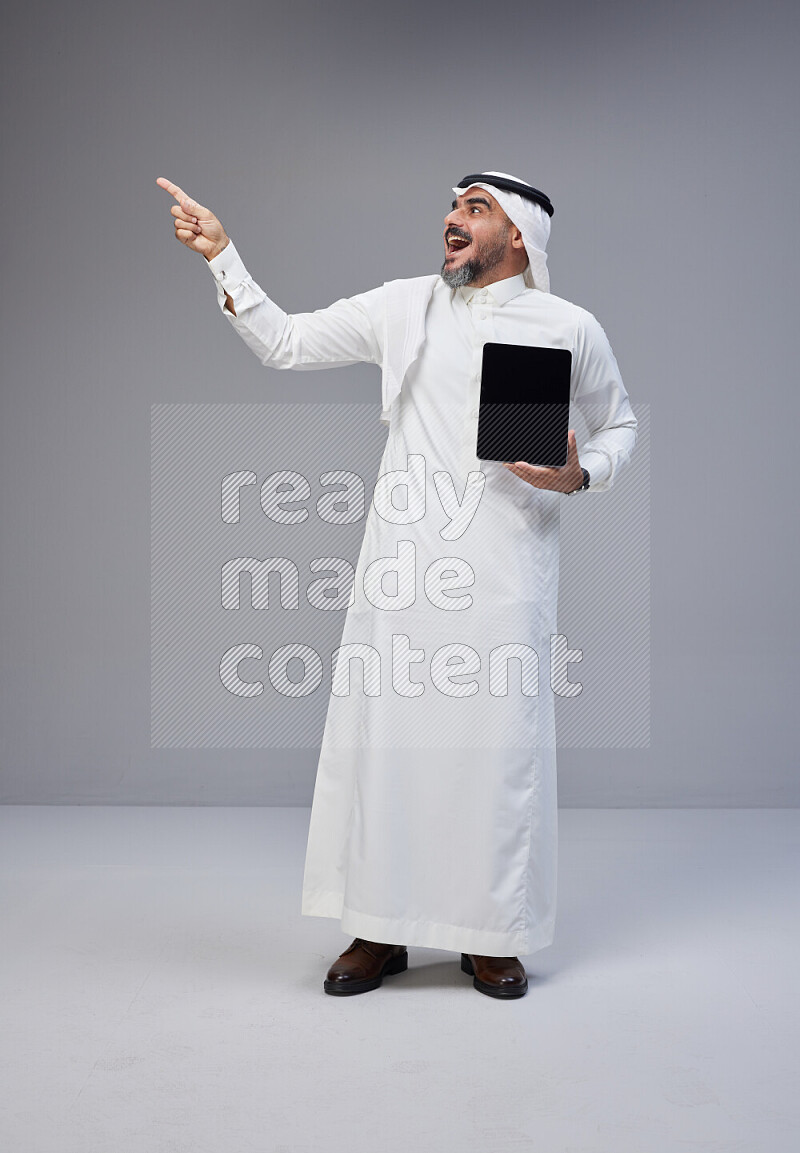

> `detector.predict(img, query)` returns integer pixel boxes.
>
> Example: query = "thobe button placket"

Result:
[459,313,483,473]
[467,296,494,465]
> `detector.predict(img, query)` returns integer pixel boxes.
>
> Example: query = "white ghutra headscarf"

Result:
[451,170,552,293]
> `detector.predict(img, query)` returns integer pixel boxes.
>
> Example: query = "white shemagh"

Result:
[379,171,552,423]
[450,170,551,293]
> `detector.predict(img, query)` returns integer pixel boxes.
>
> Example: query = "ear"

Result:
[510,227,525,250]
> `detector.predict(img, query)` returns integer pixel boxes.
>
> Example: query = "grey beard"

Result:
[440,227,510,288]
[440,259,477,288]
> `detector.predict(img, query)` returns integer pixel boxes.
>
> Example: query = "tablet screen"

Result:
[476,342,572,466]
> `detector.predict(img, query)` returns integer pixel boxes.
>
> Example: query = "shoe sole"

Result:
[324,950,408,996]
[460,953,528,999]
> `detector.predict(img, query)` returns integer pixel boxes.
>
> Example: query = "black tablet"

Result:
[476,342,572,466]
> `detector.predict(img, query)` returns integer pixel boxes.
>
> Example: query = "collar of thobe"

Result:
[379,271,533,423]
[458,272,528,307]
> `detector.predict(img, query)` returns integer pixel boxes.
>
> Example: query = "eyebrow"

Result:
[450,196,493,210]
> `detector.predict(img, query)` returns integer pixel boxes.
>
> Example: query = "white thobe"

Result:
[207,241,637,955]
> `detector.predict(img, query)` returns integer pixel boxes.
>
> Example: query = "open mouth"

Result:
[445,229,472,257]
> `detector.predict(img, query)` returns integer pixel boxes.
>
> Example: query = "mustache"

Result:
[446,227,471,243]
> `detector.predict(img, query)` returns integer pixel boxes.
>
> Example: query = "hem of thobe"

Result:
[300,889,555,956]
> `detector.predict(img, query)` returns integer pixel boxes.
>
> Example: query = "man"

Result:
[157,170,637,1000]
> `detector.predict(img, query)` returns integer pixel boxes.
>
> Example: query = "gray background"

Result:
[1,0,795,804]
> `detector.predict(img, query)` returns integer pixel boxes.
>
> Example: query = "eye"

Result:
[470,206,482,213]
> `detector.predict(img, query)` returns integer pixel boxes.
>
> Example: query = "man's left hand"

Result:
[502,429,584,492]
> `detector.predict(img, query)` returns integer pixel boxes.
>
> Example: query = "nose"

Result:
[444,205,464,230]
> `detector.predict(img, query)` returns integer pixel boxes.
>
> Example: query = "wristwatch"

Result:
[565,468,590,495]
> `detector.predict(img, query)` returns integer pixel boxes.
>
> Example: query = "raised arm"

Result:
[203,239,384,371]
[156,176,383,372]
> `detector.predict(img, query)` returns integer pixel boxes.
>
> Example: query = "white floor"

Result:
[0,806,798,1153]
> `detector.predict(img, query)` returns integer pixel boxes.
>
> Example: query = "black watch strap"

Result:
[565,468,590,496]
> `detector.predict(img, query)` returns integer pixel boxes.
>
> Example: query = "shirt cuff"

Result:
[577,449,611,490]
[206,239,266,315]
[207,239,249,288]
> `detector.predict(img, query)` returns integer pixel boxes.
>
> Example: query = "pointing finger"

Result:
[156,176,189,204]
[179,193,201,216]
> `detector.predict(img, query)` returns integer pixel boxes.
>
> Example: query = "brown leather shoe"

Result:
[324,938,408,996]
[461,953,529,998]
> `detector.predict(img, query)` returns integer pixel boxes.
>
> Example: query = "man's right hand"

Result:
[156,177,230,263]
